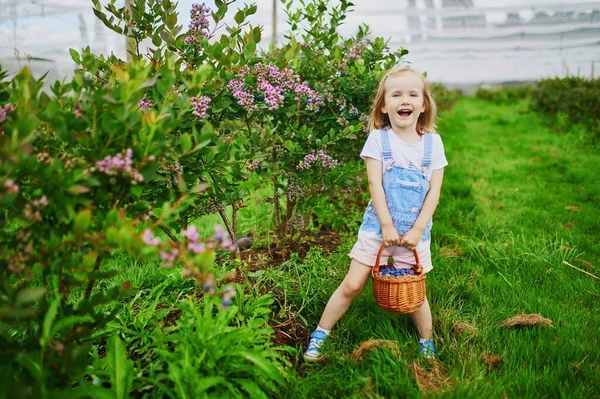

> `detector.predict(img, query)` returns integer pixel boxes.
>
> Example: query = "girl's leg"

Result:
[318,259,373,330]
[410,296,432,338]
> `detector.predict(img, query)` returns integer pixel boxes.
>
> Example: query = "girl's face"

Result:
[381,72,426,133]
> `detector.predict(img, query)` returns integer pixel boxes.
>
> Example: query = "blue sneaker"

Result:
[304,330,328,361]
[420,339,436,359]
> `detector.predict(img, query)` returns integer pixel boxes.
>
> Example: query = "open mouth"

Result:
[397,109,413,118]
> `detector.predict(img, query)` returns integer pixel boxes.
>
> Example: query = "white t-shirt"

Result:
[360,129,448,180]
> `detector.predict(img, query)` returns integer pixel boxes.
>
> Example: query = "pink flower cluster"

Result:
[142,229,161,245]
[93,148,144,184]
[4,179,19,194]
[227,78,258,113]
[297,150,339,170]
[160,248,179,268]
[208,201,225,214]
[158,160,182,175]
[37,152,51,164]
[138,95,153,110]
[172,84,183,98]
[74,105,83,119]
[0,103,15,135]
[247,159,262,170]
[190,95,211,119]
[345,39,371,62]
[184,3,211,46]
[23,195,48,221]
[228,63,323,113]
[336,116,349,127]
[144,224,237,269]
[287,182,308,201]
[0,103,14,123]
[287,213,305,230]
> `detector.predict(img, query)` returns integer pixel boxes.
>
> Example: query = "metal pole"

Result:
[125,0,134,61]
[272,0,277,45]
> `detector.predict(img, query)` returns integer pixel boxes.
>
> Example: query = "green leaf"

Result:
[15,353,44,383]
[180,133,192,153]
[15,287,47,305]
[41,296,61,347]
[61,383,114,399]
[51,316,94,337]
[69,49,81,64]
[168,363,190,399]
[234,9,245,24]
[75,209,92,236]
[107,334,133,399]
[285,47,295,61]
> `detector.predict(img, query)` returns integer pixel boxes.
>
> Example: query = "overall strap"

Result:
[422,133,432,168]
[380,129,393,161]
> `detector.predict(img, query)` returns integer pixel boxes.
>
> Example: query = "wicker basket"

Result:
[371,244,426,314]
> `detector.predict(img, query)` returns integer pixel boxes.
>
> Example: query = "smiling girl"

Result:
[304,65,448,361]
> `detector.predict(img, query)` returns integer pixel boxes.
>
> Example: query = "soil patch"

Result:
[239,229,341,271]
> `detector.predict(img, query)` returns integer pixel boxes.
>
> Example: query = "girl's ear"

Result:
[381,104,388,114]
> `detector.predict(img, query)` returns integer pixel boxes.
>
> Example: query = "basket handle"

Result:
[372,244,423,275]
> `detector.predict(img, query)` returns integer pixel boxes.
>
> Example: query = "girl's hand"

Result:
[382,225,401,247]
[399,228,422,251]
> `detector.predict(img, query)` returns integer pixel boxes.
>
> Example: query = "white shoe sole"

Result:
[303,353,323,362]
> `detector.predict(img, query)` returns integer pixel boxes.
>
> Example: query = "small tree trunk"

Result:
[218,208,240,257]
[232,202,238,238]
[272,175,281,237]
[149,215,180,244]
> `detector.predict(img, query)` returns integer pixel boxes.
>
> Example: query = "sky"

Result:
[0,0,599,85]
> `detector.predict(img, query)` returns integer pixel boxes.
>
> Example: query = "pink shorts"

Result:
[348,232,433,273]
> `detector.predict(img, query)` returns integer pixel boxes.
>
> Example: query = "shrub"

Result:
[475,85,534,105]
[531,76,600,140]
[429,82,462,114]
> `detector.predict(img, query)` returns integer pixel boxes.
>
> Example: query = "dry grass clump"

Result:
[440,247,465,258]
[411,361,452,393]
[481,353,503,369]
[351,339,399,361]
[501,313,552,328]
[453,321,479,337]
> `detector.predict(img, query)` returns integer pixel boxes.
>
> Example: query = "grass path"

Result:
[281,97,600,398]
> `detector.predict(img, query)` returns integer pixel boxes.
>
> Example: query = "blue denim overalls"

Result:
[360,130,432,243]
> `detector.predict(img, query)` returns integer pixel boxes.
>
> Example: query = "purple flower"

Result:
[0,103,14,124]
[138,95,152,110]
[185,3,211,46]
[142,229,160,246]
[160,248,179,268]
[182,225,200,243]
[190,95,211,119]
[188,242,206,253]
[213,225,224,241]
[297,150,339,170]
[92,148,144,184]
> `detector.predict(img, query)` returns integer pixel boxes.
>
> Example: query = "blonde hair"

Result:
[368,65,437,134]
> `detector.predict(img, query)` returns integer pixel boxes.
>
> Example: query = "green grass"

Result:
[90,97,600,398]
[276,97,600,398]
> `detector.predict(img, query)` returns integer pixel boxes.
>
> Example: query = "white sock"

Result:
[315,325,332,335]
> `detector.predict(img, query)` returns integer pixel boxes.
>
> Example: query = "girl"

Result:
[304,65,447,361]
